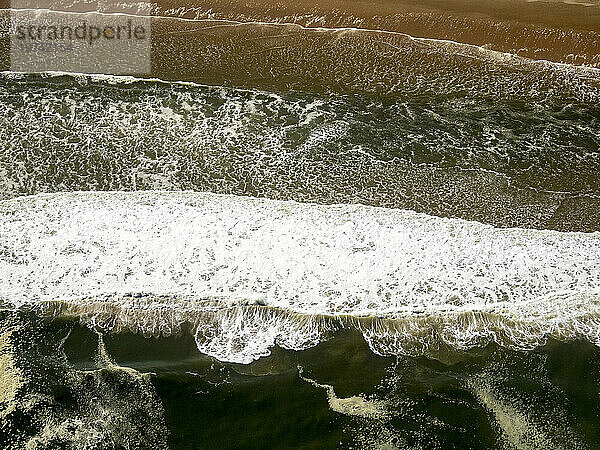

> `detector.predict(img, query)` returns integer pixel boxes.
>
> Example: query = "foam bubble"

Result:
[0,320,24,420]
[467,357,586,449]
[298,365,388,418]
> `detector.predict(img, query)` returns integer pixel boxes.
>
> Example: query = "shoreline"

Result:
[1,0,599,66]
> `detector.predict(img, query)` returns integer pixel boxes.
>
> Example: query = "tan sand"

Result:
[2,0,599,65]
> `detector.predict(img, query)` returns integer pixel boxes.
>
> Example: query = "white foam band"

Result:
[1,191,599,362]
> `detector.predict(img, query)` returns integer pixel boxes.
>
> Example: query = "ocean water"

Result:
[1,4,600,449]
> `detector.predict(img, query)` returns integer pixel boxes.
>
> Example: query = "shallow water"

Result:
[1,73,599,231]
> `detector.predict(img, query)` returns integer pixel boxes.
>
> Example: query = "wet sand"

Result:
[146,17,600,96]
[154,0,600,65]
[2,0,599,66]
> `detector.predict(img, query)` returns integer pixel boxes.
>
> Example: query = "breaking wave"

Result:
[1,191,599,363]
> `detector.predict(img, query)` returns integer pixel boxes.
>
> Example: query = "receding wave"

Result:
[1,191,599,363]
[4,1,600,67]
[1,73,599,231]
[2,9,600,99]
[76,17,600,100]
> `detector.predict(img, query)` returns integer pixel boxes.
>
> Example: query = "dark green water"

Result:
[2,310,600,448]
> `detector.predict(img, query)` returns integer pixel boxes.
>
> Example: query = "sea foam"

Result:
[2,72,599,231]
[1,191,599,362]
